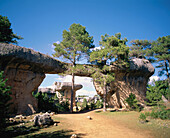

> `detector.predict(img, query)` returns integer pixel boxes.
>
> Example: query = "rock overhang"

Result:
[0,43,66,74]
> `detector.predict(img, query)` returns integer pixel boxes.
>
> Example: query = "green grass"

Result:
[95,110,170,138]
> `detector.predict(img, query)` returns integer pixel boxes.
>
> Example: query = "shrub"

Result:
[125,93,141,111]
[139,113,146,122]
[81,98,89,110]
[95,100,103,108]
[90,102,96,110]
[148,106,170,120]
[0,71,12,130]
[146,80,170,106]
[33,92,70,113]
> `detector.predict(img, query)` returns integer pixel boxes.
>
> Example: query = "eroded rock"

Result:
[94,58,154,108]
[34,112,53,126]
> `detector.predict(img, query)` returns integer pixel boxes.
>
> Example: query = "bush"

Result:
[95,100,103,108]
[146,106,170,120]
[81,98,89,110]
[0,71,12,130]
[125,93,141,111]
[33,92,70,113]
[90,102,96,110]
[139,113,146,122]
[146,80,170,106]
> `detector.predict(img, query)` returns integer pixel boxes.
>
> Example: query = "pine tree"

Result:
[0,15,23,44]
[53,23,94,112]
[146,80,170,106]
[90,33,129,111]
[129,40,152,58]
[150,36,170,81]
[0,71,12,130]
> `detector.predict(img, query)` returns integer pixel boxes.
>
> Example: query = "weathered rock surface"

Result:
[94,58,155,108]
[34,112,53,126]
[37,82,83,105]
[0,43,65,115]
[0,43,154,114]
[52,82,83,105]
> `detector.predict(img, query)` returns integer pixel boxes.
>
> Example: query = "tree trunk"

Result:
[70,64,75,113]
[164,60,169,79]
[103,81,107,112]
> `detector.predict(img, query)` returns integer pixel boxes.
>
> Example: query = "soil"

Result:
[57,110,153,138]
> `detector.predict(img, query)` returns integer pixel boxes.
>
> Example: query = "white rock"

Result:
[71,134,77,138]
[87,116,92,120]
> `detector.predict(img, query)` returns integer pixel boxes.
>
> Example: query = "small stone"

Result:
[71,134,77,138]
[9,118,15,122]
[15,115,23,119]
[50,112,55,116]
[87,116,92,120]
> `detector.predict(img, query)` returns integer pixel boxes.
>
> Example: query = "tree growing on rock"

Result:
[129,39,152,59]
[53,23,94,112]
[90,33,129,111]
[0,15,23,44]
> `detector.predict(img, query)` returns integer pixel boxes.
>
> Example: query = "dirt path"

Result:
[57,110,152,138]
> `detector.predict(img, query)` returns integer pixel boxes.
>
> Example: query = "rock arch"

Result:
[0,43,154,115]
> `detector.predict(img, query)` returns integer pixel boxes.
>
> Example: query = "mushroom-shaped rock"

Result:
[52,82,83,105]
[0,43,66,115]
[94,58,155,108]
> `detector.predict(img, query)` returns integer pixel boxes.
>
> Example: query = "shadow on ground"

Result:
[1,125,85,138]
[28,130,86,138]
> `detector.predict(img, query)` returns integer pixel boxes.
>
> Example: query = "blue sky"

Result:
[1,0,169,96]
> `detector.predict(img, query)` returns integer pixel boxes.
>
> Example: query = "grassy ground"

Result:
[95,110,170,138]
[2,110,170,138]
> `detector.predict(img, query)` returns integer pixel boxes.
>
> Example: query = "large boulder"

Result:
[34,112,53,126]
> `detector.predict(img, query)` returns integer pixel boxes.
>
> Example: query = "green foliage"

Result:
[150,36,170,79]
[139,113,146,121]
[125,93,137,108]
[53,23,94,63]
[90,33,129,65]
[145,106,170,120]
[0,71,12,130]
[55,100,70,112]
[33,92,69,113]
[81,98,89,110]
[95,100,103,108]
[53,23,94,112]
[146,80,170,106]
[129,39,152,58]
[125,93,141,111]
[90,101,96,110]
[0,15,23,44]
[90,33,129,111]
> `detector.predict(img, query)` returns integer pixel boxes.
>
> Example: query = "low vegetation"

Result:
[96,110,170,138]
[32,92,70,113]
[0,71,12,131]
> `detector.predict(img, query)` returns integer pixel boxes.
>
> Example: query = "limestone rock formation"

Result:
[94,58,155,108]
[0,43,154,114]
[52,82,83,105]
[0,43,65,115]
[36,82,83,105]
